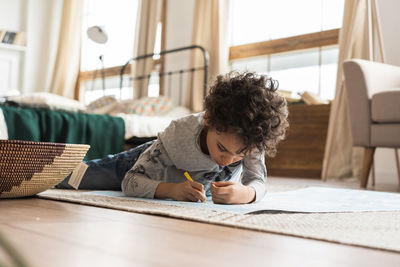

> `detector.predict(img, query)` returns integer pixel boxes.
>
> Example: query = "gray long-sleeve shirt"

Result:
[121,112,267,202]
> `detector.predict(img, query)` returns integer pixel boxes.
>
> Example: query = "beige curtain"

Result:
[322,0,383,181]
[187,0,230,112]
[131,0,163,99]
[49,0,83,98]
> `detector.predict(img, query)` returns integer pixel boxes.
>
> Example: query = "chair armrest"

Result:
[343,59,400,146]
[346,59,400,97]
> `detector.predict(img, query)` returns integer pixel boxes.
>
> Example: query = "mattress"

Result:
[116,106,191,139]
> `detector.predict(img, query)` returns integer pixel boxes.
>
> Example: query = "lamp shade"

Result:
[87,26,108,44]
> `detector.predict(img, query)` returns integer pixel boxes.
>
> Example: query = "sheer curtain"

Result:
[187,0,230,112]
[131,0,163,99]
[322,0,384,181]
[49,0,83,99]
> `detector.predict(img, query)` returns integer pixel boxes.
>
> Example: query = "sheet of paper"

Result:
[86,186,400,214]
[68,162,88,189]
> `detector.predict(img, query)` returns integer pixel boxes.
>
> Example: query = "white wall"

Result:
[0,0,62,94]
[0,0,26,94]
[0,0,25,31]
[378,0,400,65]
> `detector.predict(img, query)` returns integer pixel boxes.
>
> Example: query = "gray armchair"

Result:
[343,59,400,188]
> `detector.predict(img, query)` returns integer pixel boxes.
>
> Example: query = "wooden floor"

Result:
[1,178,400,267]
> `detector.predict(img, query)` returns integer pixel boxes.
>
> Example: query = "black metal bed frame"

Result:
[119,45,209,102]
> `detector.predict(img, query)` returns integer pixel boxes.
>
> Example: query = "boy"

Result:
[57,71,288,204]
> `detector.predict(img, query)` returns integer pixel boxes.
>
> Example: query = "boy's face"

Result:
[205,127,246,167]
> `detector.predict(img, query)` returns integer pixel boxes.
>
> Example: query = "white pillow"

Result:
[8,92,86,112]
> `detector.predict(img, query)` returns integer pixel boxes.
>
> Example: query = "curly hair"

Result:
[204,71,289,157]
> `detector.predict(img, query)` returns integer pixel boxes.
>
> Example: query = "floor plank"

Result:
[0,197,399,267]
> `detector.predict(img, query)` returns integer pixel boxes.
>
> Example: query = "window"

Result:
[229,0,344,100]
[79,0,164,104]
[79,0,139,104]
[81,0,139,71]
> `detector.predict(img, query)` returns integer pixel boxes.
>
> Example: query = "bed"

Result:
[0,45,209,160]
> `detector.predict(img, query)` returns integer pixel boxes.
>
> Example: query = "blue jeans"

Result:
[56,141,154,190]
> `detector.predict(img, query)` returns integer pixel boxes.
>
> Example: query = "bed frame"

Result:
[119,45,209,106]
[119,45,209,148]
[0,46,210,155]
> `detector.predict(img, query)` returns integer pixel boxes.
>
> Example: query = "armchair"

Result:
[343,59,400,188]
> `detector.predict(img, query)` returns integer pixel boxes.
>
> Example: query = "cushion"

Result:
[111,96,174,116]
[86,95,118,114]
[371,124,400,147]
[371,89,400,123]
[8,92,86,112]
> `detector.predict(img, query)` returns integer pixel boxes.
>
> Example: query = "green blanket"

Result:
[1,105,125,161]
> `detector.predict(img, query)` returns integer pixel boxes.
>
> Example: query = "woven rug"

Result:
[37,184,400,253]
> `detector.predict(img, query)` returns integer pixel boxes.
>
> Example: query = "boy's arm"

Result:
[122,140,172,198]
[121,139,207,202]
[122,172,161,198]
[241,151,267,202]
[210,151,266,204]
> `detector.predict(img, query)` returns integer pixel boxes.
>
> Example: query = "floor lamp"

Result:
[87,26,108,94]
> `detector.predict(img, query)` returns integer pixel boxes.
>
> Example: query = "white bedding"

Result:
[0,106,191,140]
[0,109,8,139]
[116,106,191,139]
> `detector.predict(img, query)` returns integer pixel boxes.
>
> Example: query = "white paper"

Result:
[68,162,88,189]
[86,186,400,214]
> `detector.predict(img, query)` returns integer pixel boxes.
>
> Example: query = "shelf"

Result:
[0,43,26,52]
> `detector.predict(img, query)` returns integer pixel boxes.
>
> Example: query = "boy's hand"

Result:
[170,180,207,202]
[210,181,255,204]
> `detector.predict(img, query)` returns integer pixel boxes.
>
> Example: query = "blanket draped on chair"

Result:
[1,106,125,161]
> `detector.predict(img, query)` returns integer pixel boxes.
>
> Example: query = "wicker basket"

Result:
[0,140,90,199]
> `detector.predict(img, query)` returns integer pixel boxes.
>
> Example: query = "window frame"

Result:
[229,28,340,61]
[228,28,340,100]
